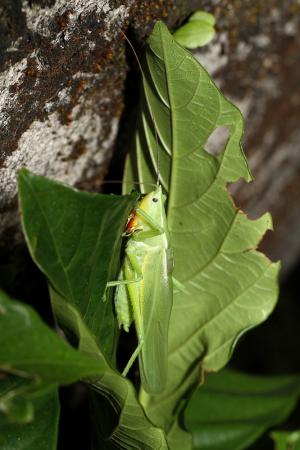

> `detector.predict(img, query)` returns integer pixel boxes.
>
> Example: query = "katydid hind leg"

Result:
[108,247,145,376]
[121,245,148,378]
[122,337,144,377]
[107,250,143,330]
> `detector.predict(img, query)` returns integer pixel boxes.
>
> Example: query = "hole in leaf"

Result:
[204,126,230,156]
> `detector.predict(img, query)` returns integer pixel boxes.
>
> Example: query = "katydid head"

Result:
[135,185,167,234]
[139,185,164,215]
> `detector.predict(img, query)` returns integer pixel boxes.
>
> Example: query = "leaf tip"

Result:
[263,211,274,232]
[17,167,31,183]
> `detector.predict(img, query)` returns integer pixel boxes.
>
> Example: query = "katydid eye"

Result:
[152,197,158,203]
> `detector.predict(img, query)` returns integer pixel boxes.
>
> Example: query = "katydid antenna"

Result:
[120,28,161,188]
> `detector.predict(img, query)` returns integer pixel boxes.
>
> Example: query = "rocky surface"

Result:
[0,0,299,281]
[0,0,182,243]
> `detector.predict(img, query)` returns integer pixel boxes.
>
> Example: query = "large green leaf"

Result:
[18,170,168,449]
[18,168,138,363]
[186,369,300,450]
[0,289,106,449]
[89,375,168,450]
[0,388,59,450]
[271,430,300,450]
[0,289,106,433]
[50,289,168,450]
[124,20,280,441]
[0,290,106,387]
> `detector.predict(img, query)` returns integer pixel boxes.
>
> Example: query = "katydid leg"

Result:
[122,337,144,376]
[135,207,164,234]
[121,246,146,374]
[106,246,146,376]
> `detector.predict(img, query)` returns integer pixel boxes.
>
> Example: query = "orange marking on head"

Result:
[126,210,138,234]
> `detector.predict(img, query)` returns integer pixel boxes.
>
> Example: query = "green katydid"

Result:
[107,185,173,394]
[104,29,175,395]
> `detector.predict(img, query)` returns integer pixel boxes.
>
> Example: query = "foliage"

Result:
[17,169,167,449]
[271,430,300,450]
[124,21,279,446]
[0,19,291,450]
[0,388,59,450]
[186,369,300,450]
[173,11,216,49]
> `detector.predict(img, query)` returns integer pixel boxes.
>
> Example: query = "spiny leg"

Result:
[120,246,145,376]
[122,337,144,377]
[105,247,146,376]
